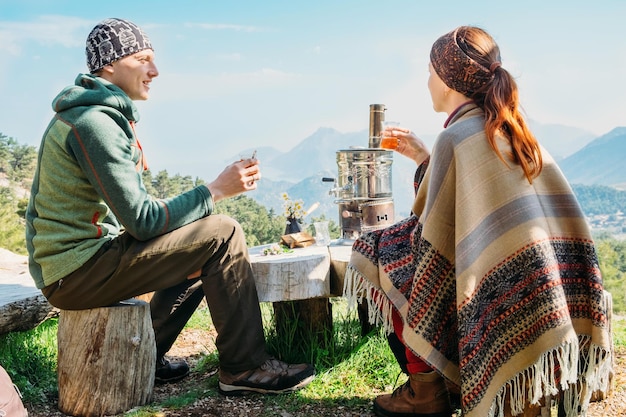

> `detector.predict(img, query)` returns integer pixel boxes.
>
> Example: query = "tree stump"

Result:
[273,297,333,349]
[57,299,156,417]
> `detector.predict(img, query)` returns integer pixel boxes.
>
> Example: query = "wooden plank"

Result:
[0,249,38,304]
[0,249,56,334]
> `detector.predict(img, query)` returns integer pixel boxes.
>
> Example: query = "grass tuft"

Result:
[613,316,626,346]
[0,318,58,404]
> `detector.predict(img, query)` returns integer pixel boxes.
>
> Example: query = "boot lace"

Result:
[259,358,289,375]
[391,378,415,398]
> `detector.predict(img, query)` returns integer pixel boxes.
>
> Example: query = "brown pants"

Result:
[42,215,270,373]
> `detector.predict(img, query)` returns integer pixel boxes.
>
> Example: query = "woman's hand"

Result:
[382,126,430,165]
[206,156,261,202]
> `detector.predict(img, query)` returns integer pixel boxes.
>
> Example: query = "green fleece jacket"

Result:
[26,74,214,289]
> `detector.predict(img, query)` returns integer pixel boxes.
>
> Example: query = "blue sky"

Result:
[1,0,624,180]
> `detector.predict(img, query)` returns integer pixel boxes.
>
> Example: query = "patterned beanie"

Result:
[86,18,153,74]
[430,27,498,97]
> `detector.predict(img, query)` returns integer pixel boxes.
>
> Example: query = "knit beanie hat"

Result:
[86,18,153,74]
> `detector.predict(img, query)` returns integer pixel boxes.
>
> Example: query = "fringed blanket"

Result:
[345,104,612,417]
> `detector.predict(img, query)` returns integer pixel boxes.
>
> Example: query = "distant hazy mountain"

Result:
[261,127,370,181]
[528,121,596,161]
[558,127,626,187]
[246,123,621,224]
[245,121,595,180]
[247,127,434,222]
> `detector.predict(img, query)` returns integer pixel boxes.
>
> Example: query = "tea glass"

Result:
[380,121,400,150]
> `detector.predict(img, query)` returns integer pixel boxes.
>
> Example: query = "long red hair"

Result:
[456,26,542,183]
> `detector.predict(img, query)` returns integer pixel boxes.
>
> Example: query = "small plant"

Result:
[262,243,293,255]
[281,193,307,222]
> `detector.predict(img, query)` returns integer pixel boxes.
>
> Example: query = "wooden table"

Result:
[248,244,332,302]
[248,243,353,345]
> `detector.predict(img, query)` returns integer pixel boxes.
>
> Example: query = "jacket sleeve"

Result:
[69,109,213,240]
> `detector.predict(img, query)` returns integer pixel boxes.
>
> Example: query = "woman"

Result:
[345,26,612,417]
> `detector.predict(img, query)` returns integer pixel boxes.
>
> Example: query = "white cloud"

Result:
[0,31,20,55]
[184,22,268,33]
[150,67,303,102]
[254,68,299,78]
[0,15,92,55]
[216,53,243,61]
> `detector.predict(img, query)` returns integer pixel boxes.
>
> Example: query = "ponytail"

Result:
[480,68,543,183]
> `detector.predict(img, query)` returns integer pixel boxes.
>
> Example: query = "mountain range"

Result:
[245,122,626,223]
[558,127,626,187]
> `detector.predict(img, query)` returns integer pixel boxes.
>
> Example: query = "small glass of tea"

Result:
[380,121,400,150]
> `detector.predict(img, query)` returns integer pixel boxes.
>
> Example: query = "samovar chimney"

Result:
[368,104,386,148]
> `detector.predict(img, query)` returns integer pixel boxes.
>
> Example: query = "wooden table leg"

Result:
[273,298,333,348]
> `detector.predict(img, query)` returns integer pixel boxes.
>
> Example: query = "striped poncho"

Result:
[345,103,612,417]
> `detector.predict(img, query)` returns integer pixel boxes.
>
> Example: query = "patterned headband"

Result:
[430,27,497,97]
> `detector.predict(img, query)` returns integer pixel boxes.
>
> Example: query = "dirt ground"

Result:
[25,327,626,417]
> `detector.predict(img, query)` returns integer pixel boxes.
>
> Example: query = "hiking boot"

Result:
[218,357,315,395]
[155,357,190,384]
[373,371,453,417]
[444,379,461,411]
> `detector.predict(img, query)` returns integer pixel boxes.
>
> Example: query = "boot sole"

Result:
[373,401,453,417]
[218,374,315,396]
[154,369,190,385]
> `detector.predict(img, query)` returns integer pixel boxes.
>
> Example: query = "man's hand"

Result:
[206,157,261,202]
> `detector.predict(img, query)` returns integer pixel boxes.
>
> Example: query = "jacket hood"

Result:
[52,74,140,122]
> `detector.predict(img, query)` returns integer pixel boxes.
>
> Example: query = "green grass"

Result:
[0,318,58,403]
[1,300,624,416]
[613,316,626,346]
[260,299,405,402]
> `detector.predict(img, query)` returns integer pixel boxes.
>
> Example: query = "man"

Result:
[25,18,314,395]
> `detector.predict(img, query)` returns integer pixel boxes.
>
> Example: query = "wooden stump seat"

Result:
[57,298,156,417]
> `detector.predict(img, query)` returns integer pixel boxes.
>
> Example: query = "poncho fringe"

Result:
[344,265,613,417]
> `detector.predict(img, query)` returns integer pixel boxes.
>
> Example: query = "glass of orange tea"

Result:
[380,121,400,150]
